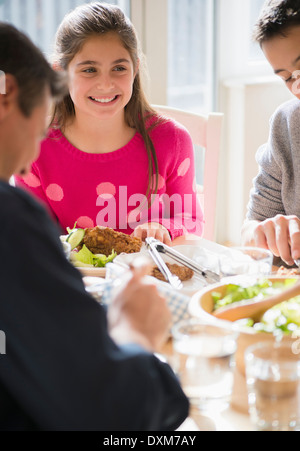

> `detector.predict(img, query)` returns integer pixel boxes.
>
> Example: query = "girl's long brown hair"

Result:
[51,2,160,199]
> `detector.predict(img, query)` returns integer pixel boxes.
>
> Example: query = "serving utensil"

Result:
[145,238,220,286]
[213,279,300,322]
[145,238,183,290]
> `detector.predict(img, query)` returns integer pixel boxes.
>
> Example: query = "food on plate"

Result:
[64,225,142,268]
[81,226,142,256]
[71,244,117,268]
[67,228,85,250]
[277,266,300,276]
[151,263,194,282]
[212,278,300,335]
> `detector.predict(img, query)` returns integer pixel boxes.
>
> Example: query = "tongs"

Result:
[145,237,220,287]
[145,238,183,290]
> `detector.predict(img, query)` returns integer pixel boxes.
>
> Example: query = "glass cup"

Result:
[218,247,273,279]
[245,341,300,431]
[172,319,238,412]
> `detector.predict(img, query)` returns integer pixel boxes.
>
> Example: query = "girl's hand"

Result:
[242,215,300,266]
[132,222,172,246]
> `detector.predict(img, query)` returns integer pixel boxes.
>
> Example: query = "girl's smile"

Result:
[88,94,120,105]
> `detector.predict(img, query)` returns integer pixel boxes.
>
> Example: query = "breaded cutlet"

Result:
[151,263,194,282]
[81,226,142,256]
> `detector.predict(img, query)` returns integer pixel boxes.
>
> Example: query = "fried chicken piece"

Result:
[81,226,142,256]
[151,263,194,282]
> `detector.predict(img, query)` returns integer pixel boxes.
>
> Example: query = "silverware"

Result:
[295,259,300,268]
[145,238,183,290]
[145,237,220,286]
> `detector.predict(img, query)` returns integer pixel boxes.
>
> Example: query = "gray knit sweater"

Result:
[247,98,300,221]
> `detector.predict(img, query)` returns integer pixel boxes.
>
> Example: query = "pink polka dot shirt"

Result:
[15,118,204,240]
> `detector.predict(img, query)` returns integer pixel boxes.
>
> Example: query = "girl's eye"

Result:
[285,76,292,84]
[113,66,126,72]
[83,67,96,73]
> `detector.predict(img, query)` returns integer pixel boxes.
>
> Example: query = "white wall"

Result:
[217,77,293,245]
[215,0,294,244]
[132,0,295,245]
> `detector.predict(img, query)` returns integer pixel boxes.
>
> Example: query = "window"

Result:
[0,0,130,57]
[218,0,271,80]
[248,0,266,61]
[168,0,215,113]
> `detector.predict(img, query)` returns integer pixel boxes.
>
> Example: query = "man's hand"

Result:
[107,264,171,352]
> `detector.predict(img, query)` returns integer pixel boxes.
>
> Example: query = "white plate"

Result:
[77,267,107,278]
[60,234,108,278]
[114,241,228,296]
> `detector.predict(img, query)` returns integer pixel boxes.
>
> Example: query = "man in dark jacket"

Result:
[0,23,189,431]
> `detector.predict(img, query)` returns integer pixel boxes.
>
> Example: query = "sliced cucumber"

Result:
[66,228,85,250]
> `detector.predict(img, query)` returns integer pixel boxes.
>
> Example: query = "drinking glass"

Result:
[245,341,300,431]
[172,319,238,412]
[218,247,273,279]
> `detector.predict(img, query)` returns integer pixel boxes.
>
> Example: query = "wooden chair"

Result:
[152,105,223,241]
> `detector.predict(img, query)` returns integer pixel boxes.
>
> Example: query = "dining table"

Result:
[158,234,255,431]
[159,338,254,431]
[84,233,258,431]
[85,232,298,431]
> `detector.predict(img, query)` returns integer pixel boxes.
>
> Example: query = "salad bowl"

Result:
[189,276,299,375]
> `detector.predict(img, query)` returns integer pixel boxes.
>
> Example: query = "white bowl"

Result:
[189,276,297,375]
[114,244,220,296]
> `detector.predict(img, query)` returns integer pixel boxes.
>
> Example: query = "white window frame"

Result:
[131,0,168,104]
[217,0,272,81]
[131,0,216,110]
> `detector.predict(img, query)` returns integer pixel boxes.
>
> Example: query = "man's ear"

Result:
[0,74,19,121]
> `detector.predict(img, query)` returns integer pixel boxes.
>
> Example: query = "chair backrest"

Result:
[152,105,223,241]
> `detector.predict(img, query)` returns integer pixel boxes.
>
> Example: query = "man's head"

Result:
[253,1,300,99]
[0,23,66,180]
[0,23,65,116]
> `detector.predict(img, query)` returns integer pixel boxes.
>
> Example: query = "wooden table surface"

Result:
[159,338,254,431]
[159,235,255,430]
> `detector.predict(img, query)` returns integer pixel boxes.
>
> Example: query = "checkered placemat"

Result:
[99,263,191,327]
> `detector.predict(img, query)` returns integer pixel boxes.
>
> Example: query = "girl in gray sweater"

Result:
[242,0,300,267]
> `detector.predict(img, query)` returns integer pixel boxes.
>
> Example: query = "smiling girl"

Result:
[15,2,203,243]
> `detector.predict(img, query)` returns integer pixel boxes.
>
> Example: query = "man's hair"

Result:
[0,22,66,116]
[253,0,300,44]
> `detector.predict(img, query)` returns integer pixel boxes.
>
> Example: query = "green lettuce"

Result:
[72,245,117,267]
[214,278,300,335]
